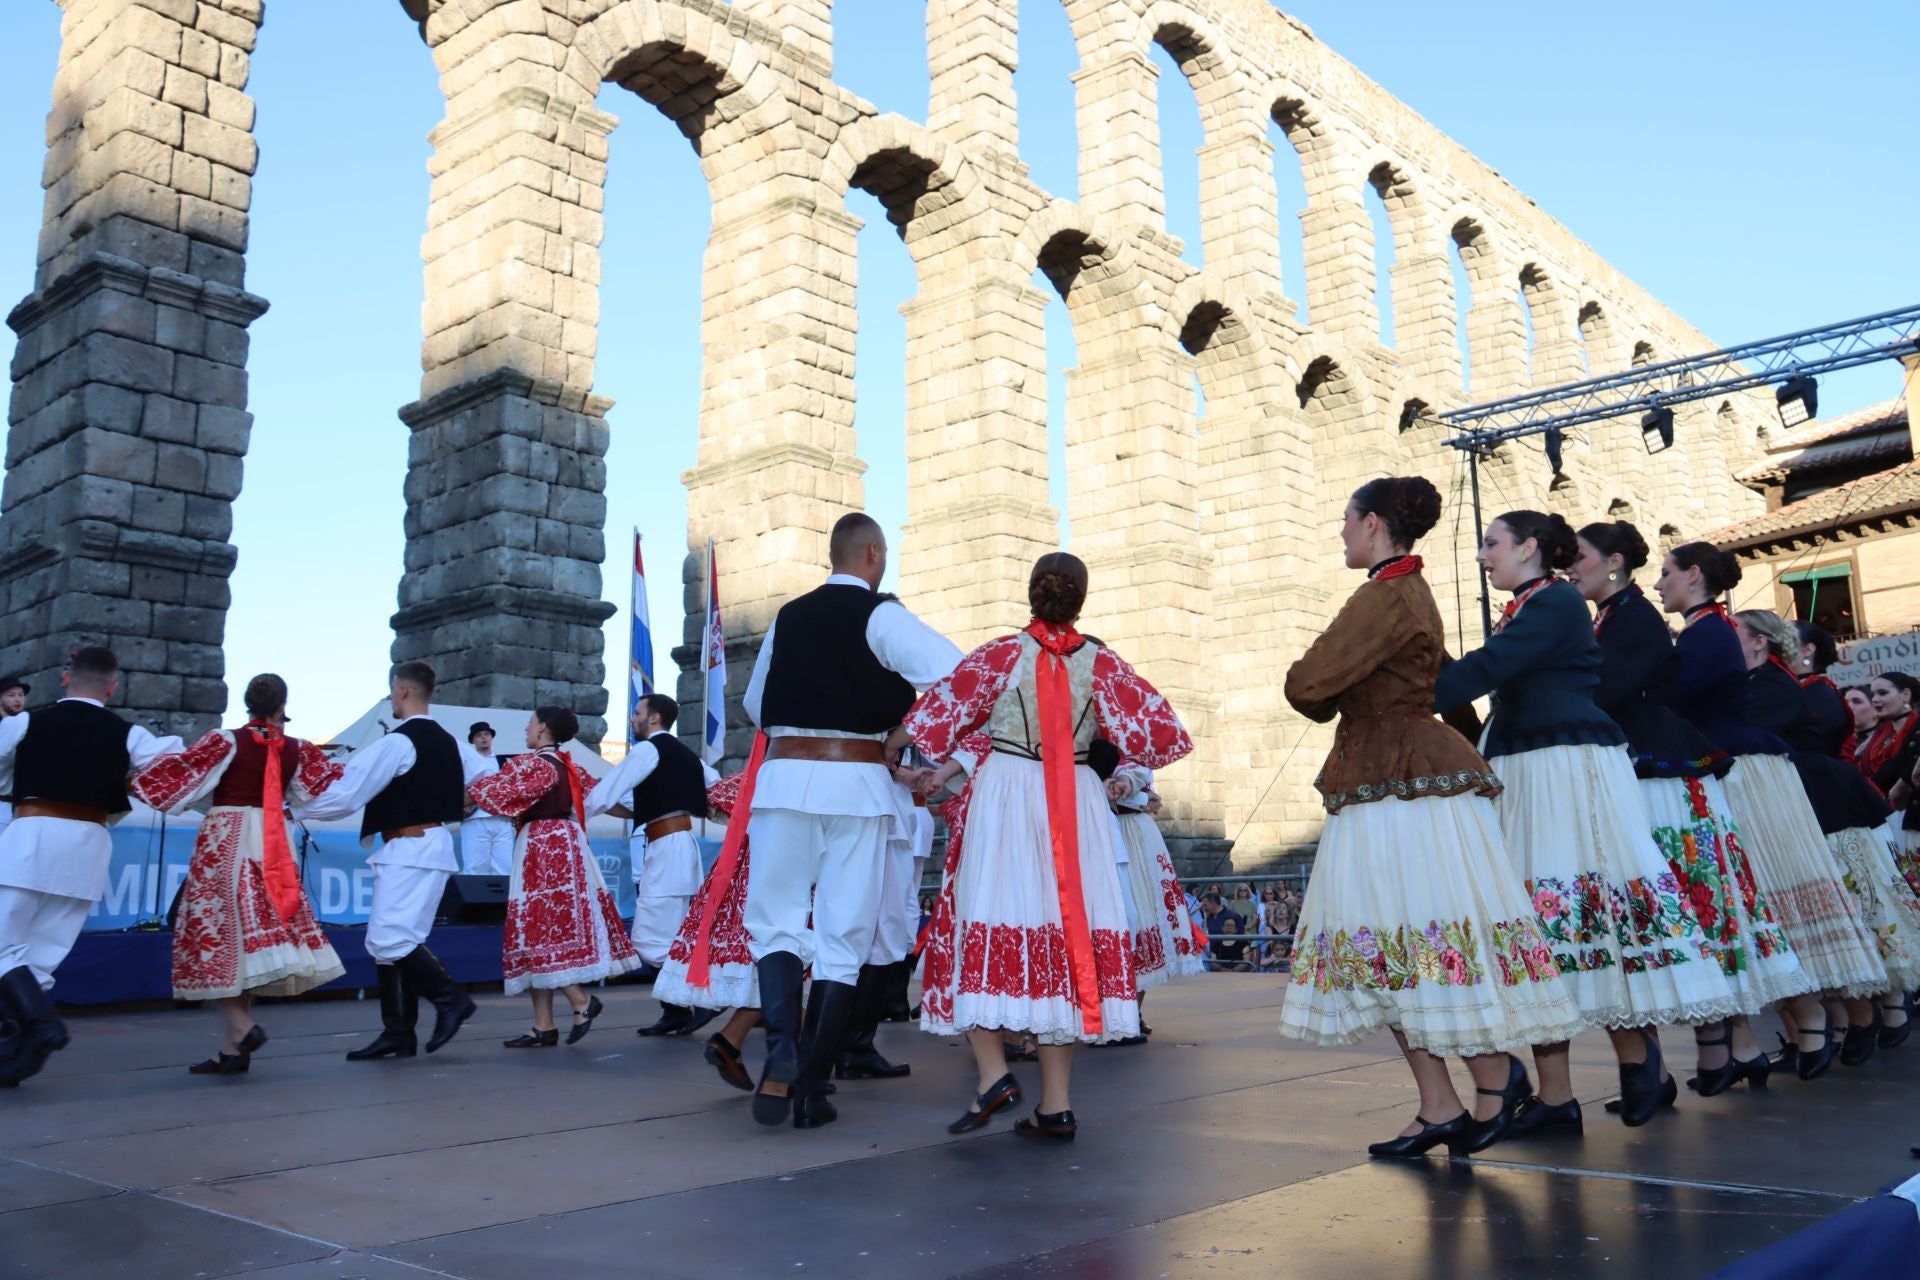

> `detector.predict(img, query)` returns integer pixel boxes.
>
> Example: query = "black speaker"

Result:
[438,874,510,924]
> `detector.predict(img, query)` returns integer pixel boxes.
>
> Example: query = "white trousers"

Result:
[0,885,94,991]
[365,864,449,963]
[460,817,516,875]
[867,851,922,966]
[630,892,691,969]
[745,810,890,986]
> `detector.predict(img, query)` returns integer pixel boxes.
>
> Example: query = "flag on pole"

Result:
[629,529,654,722]
[701,539,727,764]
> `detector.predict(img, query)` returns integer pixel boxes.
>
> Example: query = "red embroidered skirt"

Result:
[653,842,759,1010]
[171,806,343,1001]
[503,818,640,993]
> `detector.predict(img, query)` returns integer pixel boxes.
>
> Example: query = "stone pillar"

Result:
[0,0,268,737]
[1299,197,1377,346]
[400,60,621,739]
[898,273,1058,648]
[734,0,833,73]
[1464,272,1529,398]
[927,0,1018,161]
[1392,250,1461,389]
[1197,125,1280,297]
[1074,50,1163,232]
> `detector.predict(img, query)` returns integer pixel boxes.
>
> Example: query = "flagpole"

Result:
[629,525,641,727]
[701,537,716,759]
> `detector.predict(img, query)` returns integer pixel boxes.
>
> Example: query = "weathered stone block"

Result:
[154,305,207,354]
[194,404,250,453]
[132,482,186,534]
[154,442,208,491]
[125,670,184,709]
[202,452,243,499]
[130,565,187,604]
[82,331,173,394]
[151,603,223,644]
[182,573,232,611]
[75,426,158,485]
[182,494,232,540]
[181,677,227,713]
[173,352,246,404]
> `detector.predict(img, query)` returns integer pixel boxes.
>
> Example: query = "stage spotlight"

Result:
[1641,404,1675,453]
[1544,426,1564,475]
[1776,374,1818,429]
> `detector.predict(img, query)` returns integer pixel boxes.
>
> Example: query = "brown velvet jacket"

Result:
[1285,566,1501,813]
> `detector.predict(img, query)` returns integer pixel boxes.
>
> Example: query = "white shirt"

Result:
[585,733,668,820]
[295,713,486,868]
[0,698,183,900]
[744,575,963,823]
[1112,765,1154,813]
[589,732,704,894]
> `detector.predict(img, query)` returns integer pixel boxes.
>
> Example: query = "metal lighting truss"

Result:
[1430,304,1920,635]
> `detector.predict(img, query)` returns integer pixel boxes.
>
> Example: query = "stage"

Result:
[3,976,1916,1279]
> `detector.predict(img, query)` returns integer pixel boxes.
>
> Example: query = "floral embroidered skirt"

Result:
[653,844,759,1011]
[171,806,344,1001]
[1117,811,1206,989]
[1721,756,1887,998]
[1825,825,1920,993]
[1489,744,1738,1030]
[919,755,1140,1045]
[1280,790,1583,1056]
[503,819,642,995]
[1895,824,1920,902]
[1640,774,1810,1012]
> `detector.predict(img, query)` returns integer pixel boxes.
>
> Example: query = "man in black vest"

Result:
[0,646,181,1085]
[585,692,714,1036]
[296,661,478,1060]
[740,513,961,1128]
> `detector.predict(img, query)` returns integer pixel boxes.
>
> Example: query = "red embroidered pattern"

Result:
[665,773,755,970]
[1133,914,1168,975]
[170,808,336,999]
[1156,851,1203,958]
[468,752,561,818]
[952,922,1135,1001]
[502,817,639,985]
[1090,647,1193,769]
[129,730,235,810]
[904,636,1024,761]
[293,739,343,796]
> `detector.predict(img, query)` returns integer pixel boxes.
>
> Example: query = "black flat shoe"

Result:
[503,1028,559,1048]
[1881,994,1914,1050]
[1509,1095,1583,1138]
[1840,1009,1881,1067]
[947,1073,1022,1134]
[1013,1108,1077,1141]
[1367,1111,1471,1159]
[235,1024,268,1055]
[566,995,604,1045]
[1614,1029,1671,1127]
[1466,1055,1532,1153]
[704,1034,753,1091]
[187,1052,250,1075]
[1770,1032,1799,1073]
[1796,1018,1838,1081]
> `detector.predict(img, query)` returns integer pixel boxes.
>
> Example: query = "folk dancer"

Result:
[741,513,961,1129]
[0,647,182,1085]
[0,674,28,841]
[295,661,480,1060]
[458,722,516,875]
[584,693,713,1037]
[129,674,349,1075]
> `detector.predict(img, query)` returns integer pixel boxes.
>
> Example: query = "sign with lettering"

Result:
[1831,630,1920,685]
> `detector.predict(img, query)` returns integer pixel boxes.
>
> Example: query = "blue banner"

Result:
[83,824,717,933]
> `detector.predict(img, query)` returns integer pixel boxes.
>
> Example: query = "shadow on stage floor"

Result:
[2,975,1912,1279]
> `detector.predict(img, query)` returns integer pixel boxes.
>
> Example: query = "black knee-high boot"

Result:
[0,966,67,1086]
[836,964,910,1079]
[345,964,417,1060]
[393,946,476,1053]
[794,978,859,1129]
[753,952,805,1125]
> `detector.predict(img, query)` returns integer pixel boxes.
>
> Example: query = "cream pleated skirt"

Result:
[1117,811,1207,989]
[1824,825,1920,992]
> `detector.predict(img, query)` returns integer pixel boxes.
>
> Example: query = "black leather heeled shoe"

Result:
[503,1028,559,1048]
[1687,1027,1739,1098]
[1611,1074,1680,1110]
[1796,1019,1838,1081]
[1770,1032,1799,1073]
[1367,1111,1471,1160]
[566,996,604,1045]
[1880,993,1914,1050]
[1615,1029,1671,1127]
[1509,1095,1583,1138]
[1732,1052,1771,1090]
[187,1052,250,1075]
[1840,1008,1881,1067]
[947,1073,1022,1134]
[235,1024,268,1055]
[1014,1108,1078,1141]
[1466,1055,1532,1153]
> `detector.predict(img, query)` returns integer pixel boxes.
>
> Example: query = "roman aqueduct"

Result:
[1,0,1770,861]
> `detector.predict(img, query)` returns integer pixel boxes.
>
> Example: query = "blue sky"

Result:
[0,1,1913,739]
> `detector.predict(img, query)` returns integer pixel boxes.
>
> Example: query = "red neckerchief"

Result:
[1021,618,1102,1035]
[1862,713,1919,777]
[1592,583,1641,635]
[1494,576,1557,636]
[1766,655,1799,681]
[1800,673,1838,694]
[246,721,304,926]
[688,733,766,987]
[1369,555,1423,581]
[1684,601,1736,631]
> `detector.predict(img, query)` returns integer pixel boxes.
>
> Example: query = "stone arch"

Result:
[1577,299,1614,373]
[1168,272,1297,415]
[1264,85,1373,338]
[1631,339,1657,367]
[821,113,999,265]
[1019,202,1160,348]
[1443,209,1526,396]
[1139,2,1249,128]
[1517,260,1580,386]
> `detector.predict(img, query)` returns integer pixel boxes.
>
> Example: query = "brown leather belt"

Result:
[767,737,888,765]
[644,814,693,842]
[381,822,443,842]
[15,799,108,825]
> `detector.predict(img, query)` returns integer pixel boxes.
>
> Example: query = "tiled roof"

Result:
[1707,455,1920,552]
[1736,399,1909,485]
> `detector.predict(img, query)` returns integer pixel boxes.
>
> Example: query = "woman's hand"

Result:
[922,759,964,798]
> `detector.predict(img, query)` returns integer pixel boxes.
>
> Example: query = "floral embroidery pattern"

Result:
[1318,768,1504,814]
[1290,915,1560,994]
[1895,846,1920,903]
[1523,868,1710,976]
[1648,778,1790,976]
[130,730,235,810]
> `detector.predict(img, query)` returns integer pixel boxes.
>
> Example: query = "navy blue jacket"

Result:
[1749,660,1889,834]
[1660,610,1791,758]
[1591,586,1729,779]
[1434,579,1625,759]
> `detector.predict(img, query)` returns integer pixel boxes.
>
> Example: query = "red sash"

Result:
[248,723,304,926]
[686,733,766,987]
[1023,618,1102,1036]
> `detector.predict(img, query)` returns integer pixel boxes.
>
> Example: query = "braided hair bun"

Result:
[1576,520,1650,573]
[1670,541,1742,595]
[1499,509,1579,571]
[1352,475,1442,547]
[1028,551,1089,625]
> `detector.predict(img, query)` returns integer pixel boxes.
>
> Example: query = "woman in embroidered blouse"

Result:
[1734,609,1913,1064]
[904,552,1193,1141]
[1435,511,1737,1137]
[1567,522,1807,1097]
[467,707,640,1047]
[1281,477,1581,1160]
[1860,674,1920,790]
[1653,542,1881,1080]
[130,674,346,1075]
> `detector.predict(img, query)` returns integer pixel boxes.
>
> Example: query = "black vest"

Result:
[760,584,918,734]
[14,700,132,814]
[361,718,466,839]
[633,732,709,824]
